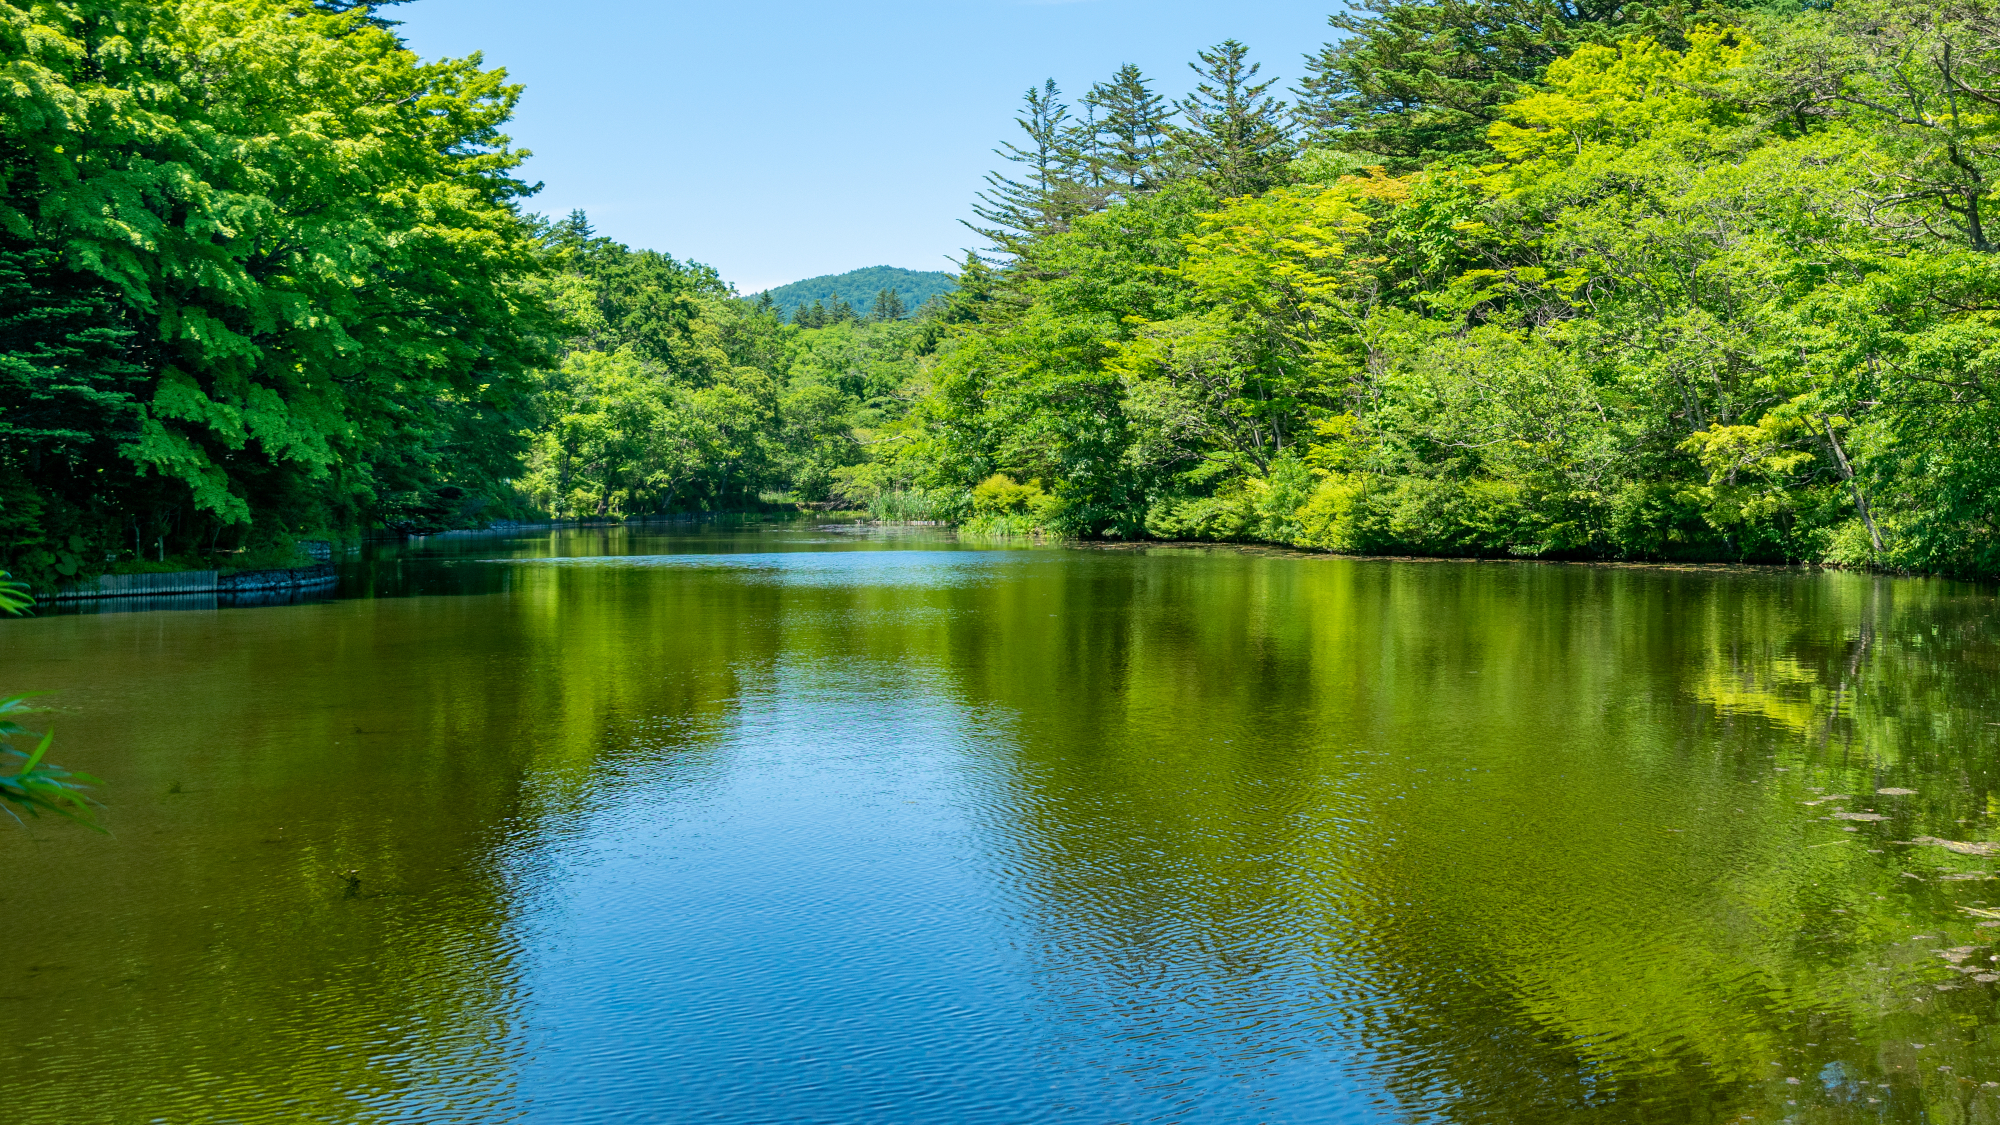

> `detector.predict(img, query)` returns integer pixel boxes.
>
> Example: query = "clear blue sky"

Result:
[396,0,1346,294]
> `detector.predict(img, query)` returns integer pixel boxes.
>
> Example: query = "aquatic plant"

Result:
[0,574,102,831]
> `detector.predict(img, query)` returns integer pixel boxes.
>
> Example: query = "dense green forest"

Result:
[756,266,956,321]
[900,0,2000,579]
[3,0,1998,584]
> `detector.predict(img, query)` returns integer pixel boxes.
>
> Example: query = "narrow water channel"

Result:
[5,523,1998,1123]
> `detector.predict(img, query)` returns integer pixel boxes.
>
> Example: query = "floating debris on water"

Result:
[1914,837,2000,856]
[1879,788,1918,796]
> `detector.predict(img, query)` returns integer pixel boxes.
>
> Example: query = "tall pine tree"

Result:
[1295,0,1735,165]
[968,81,1100,256]
[869,289,908,322]
[1086,64,1171,194]
[1166,41,1296,199]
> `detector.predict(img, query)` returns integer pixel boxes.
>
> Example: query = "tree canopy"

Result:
[860,5,2000,578]
[6,0,1998,585]
[0,0,554,579]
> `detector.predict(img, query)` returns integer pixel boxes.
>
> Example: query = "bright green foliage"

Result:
[1296,0,1756,165]
[8,0,1993,580]
[965,473,1054,534]
[520,350,773,518]
[0,575,100,830]
[0,0,557,584]
[543,211,727,365]
[0,700,102,831]
[518,225,942,516]
[872,3,2000,578]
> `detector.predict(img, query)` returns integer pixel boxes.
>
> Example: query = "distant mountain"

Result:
[752,266,956,319]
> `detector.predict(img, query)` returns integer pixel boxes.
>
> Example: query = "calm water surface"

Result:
[6,523,2000,1124]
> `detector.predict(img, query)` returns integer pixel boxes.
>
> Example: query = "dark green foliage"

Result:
[869,289,908,322]
[0,239,145,578]
[1167,41,1297,198]
[310,0,412,27]
[0,0,557,583]
[793,297,860,328]
[758,267,956,320]
[1086,65,1172,192]
[1296,0,1740,165]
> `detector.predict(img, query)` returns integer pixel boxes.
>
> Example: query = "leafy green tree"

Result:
[0,0,557,579]
[546,211,729,367]
[1295,0,1739,165]
[1757,0,2000,252]
[879,10,1993,576]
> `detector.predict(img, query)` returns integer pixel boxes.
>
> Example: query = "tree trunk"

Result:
[1821,414,1885,554]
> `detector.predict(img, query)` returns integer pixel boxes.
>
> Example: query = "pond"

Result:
[6,522,2000,1123]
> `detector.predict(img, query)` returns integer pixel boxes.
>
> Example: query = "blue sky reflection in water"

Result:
[4,524,2000,1123]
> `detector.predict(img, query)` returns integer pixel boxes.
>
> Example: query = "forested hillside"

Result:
[522,213,936,519]
[0,0,938,585]
[873,0,2000,579]
[5,0,1999,584]
[755,267,956,321]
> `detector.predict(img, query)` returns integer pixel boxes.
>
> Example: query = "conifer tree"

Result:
[1294,0,1726,165]
[968,81,1098,255]
[1086,64,1171,194]
[795,300,827,328]
[1062,101,1117,211]
[550,209,597,253]
[1167,41,1296,198]
[870,289,908,322]
[939,251,998,325]
[311,0,413,28]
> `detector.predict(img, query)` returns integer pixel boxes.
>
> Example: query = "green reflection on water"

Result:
[4,527,1998,1123]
